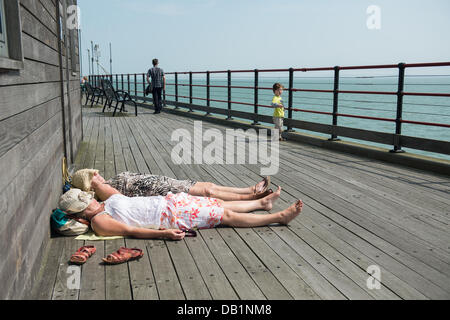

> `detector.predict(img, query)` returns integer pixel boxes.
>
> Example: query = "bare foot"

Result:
[261,186,282,211]
[279,200,303,225]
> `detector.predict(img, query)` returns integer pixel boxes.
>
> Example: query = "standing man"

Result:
[147,58,166,114]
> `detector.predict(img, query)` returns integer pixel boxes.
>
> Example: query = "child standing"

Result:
[272,83,286,141]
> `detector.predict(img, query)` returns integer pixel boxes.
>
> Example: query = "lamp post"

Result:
[109,42,113,75]
[91,41,94,75]
[87,49,91,75]
[93,44,101,75]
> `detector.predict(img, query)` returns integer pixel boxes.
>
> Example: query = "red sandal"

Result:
[70,246,96,265]
[102,247,144,265]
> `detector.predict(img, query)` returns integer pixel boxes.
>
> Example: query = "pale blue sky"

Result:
[78,0,450,75]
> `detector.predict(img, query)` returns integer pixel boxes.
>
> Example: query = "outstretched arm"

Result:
[91,214,185,240]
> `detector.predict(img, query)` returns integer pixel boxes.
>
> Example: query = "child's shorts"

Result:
[160,192,224,230]
[273,117,284,138]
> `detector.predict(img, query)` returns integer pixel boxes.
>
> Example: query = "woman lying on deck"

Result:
[59,174,303,241]
[72,169,272,201]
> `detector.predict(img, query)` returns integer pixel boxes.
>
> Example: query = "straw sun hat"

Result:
[59,189,95,214]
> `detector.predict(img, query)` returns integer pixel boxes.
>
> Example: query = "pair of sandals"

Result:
[70,246,144,265]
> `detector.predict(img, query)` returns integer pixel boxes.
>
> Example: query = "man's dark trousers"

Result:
[152,87,163,113]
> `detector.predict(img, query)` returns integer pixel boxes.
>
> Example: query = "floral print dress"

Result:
[160,192,224,231]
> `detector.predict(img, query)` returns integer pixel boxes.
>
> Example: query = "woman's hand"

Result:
[164,229,186,241]
[93,172,106,184]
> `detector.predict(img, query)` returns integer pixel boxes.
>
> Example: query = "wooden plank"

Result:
[94,115,105,176]
[0,59,60,86]
[115,117,138,173]
[276,155,450,248]
[280,145,450,221]
[52,237,84,300]
[165,240,212,300]
[0,97,61,159]
[127,117,162,175]
[296,215,428,299]
[240,163,450,298]
[27,238,65,300]
[105,239,132,300]
[20,4,58,51]
[200,229,266,300]
[233,228,321,300]
[183,235,239,300]
[110,115,127,174]
[146,240,185,300]
[217,228,293,300]
[125,239,159,300]
[120,116,150,173]
[103,116,116,180]
[79,240,105,300]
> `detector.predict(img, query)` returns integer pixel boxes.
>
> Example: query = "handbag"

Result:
[145,82,153,96]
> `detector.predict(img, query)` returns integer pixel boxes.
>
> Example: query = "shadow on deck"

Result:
[29,103,450,300]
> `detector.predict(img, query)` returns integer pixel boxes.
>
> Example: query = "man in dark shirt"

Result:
[147,58,166,114]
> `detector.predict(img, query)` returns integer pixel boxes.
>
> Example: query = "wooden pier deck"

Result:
[29,103,450,300]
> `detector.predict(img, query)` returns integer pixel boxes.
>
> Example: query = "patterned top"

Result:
[147,67,165,88]
[106,172,197,197]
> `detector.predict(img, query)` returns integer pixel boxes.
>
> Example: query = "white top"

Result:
[104,194,167,229]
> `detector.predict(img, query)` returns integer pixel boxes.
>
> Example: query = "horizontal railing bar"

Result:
[127,96,450,154]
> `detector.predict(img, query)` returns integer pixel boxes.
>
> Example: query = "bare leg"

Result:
[221,200,303,228]
[221,187,281,212]
[189,181,269,201]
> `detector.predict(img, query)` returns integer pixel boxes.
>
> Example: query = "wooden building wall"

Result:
[0,0,82,299]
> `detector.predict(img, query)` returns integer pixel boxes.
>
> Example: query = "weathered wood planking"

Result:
[0,0,82,299]
[30,105,450,300]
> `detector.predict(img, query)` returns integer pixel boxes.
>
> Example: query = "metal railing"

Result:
[89,61,450,157]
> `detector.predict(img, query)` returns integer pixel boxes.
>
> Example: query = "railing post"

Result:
[227,70,233,120]
[175,72,179,107]
[127,74,130,94]
[188,72,193,112]
[329,66,341,141]
[391,62,406,153]
[253,69,260,125]
[287,68,294,131]
[142,73,146,102]
[134,74,137,98]
[163,80,166,107]
[116,74,119,90]
[206,71,211,116]
[121,74,124,91]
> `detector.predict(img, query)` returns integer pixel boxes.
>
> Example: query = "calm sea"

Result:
[118,74,450,161]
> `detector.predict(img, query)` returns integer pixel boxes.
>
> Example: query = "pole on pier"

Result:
[175,72,179,108]
[391,62,406,153]
[206,71,211,116]
[227,70,233,120]
[329,66,341,141]
[91,41,94,76]
[287,68,294,132]
[253,69,260,125]
[87,49,91,75]
[189,72,193,112]
[134,74,137,98]
[109,43,113,75]
[142,73,146,102]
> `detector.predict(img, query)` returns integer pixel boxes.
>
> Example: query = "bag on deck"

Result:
[51,209,90,236]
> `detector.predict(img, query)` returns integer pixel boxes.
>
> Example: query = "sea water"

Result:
[117,74,450,161]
